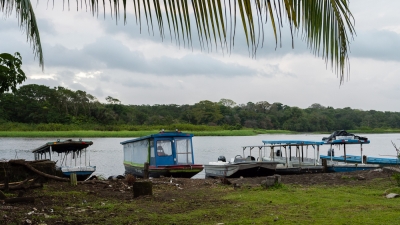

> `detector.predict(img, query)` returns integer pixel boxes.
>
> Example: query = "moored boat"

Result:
[204,146,279,178]
[120,131,203,178]
[32,139,96,181]
[261,140,325,175]
[320,155,400,166]
[319,131,381,172]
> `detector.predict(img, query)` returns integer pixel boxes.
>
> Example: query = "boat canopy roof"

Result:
[32,139,93,154]
[262,140,325,146]
[120,131,193,145]
[324,139,370,145]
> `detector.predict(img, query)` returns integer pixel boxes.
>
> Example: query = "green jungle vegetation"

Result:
[1,84,400,136]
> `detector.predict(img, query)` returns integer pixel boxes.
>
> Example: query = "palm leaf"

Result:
[1,0,355,82]
[1,0,44,70]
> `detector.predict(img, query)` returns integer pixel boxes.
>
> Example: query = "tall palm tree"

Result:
[1,0,355,83]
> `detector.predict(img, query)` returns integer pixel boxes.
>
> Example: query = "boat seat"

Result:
[246,156,256,162]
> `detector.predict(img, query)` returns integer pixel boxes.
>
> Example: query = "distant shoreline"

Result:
[0,129,398,137]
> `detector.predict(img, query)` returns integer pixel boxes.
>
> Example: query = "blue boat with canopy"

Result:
[320,134,381,172]
[120,131,203,178]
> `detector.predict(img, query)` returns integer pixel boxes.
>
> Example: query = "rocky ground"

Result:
[0,168,397,224]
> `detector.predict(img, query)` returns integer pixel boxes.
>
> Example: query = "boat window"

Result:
[175,138,193,164]
[124,140,149,164]
[156,140,172,156]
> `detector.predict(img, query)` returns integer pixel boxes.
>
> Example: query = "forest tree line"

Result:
[1,84,400,132]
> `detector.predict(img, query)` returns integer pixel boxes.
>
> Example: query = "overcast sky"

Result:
[1,0,400,111]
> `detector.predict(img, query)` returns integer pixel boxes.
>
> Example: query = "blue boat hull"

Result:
[326,165,380,173]
[320,155,400,166]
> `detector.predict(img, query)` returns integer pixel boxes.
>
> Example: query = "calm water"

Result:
[1,133,399,178]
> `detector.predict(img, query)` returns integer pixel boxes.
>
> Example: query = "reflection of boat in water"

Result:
[204,146,279,178]
[261,140,325,175]
[319,131,381,172]
[120,131,203,178]
[32,139,96,181]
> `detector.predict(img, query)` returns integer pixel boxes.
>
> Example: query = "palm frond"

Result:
[1,0,355,82]
[1,0,44,70]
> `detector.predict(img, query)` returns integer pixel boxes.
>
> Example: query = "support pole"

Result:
[49,146,53,161]
[361,144,363,164]
[314,145,316,166]
[285,147,288,168]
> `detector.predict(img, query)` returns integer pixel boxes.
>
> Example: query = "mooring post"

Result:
[143,162,149,179]
[322,159,327,173]
[70,173,77,186]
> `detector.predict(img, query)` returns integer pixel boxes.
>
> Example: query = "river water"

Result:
[1,133,399,178]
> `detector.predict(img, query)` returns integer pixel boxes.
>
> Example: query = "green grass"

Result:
[0,129,295,137]
[13,179,398,225]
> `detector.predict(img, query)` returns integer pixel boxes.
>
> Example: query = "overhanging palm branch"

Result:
[1,0,43,69]
[1,0,355,83]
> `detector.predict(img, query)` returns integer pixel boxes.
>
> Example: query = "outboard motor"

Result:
[276,149,282,157]
[327,148,335,157]
[218,155,226,162]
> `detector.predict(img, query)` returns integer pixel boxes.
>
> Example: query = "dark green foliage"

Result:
[0,52,26,93]
[2,84,400,132]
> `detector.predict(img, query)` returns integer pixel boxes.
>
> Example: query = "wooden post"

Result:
[70,173,77,186]
[143,162,149,179]
[322,159,327,173]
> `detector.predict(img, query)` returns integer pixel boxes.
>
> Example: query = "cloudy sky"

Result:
[1,0,400,111]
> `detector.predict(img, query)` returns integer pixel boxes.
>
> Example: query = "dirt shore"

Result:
[0,168,396,224]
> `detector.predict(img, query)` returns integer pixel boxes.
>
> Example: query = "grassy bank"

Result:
[0,129,295,137]
[1,174,399,224]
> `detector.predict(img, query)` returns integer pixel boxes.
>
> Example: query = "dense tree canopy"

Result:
[1,84,400,132]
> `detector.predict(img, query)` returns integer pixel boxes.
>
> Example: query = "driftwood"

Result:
[4,197,34,204]
[9,160,69,182]
[0,177,43,191]
[0,179,34,187]
[80,180,109,185]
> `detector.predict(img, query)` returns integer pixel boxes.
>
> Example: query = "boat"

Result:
[120,130,203,178]
[32,139,96,181]
[204,146,279,178]
[261,140,325,175]
[319,131,381,172]
[319,155,400,166]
